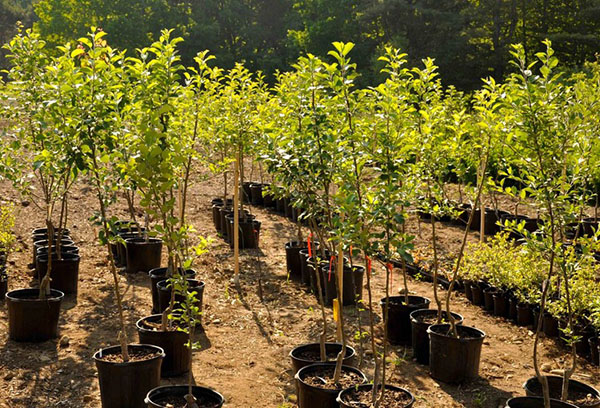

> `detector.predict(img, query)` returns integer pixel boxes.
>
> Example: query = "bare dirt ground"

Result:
[0,174,598,408]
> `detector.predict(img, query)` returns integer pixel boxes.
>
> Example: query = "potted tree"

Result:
[1,26,72,342]
[66,28,165,407]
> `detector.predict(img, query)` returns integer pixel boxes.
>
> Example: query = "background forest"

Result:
[2,0,600,89]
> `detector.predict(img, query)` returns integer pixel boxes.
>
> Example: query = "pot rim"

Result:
[135,314,187,333]
[156,278,205,291]
[505,396,578,408]
[125,237,163,244]
[380,295,431,307]
[336,383,415,407]
[93,343,166,366]
[36,252,81,262]
[5,288,64,302]
[410,308,464,324]
[522,375,600,402]
[289,342,356,363]
[427,323,486,340]
[294,362,367,393]
[144,384,225,406]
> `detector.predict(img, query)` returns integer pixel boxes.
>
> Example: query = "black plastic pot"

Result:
[285,241,307,281]
[212,202,224,232]
[337,384,415,408]
[275,197,286,214]
[410,309,464,365]
[318,264,364,306]
[523,375,600,408]
[94,344,165,408]
[590,337,599,366]
[463,280,473,302]
[428,324,485,384]
[262,184,274,208]
[493,291,509,317]
[136,314,190,377]
[36,252,80,295]
[227,217,261,249]
[35,245,79,275]
[543,313,559,337]
[145,385,224,408]
[299,248,311,286]
[115,231,144,267]
[284,197,294,218]
[381,295,431,345]
[157,279,204,314]
[218,206,233,240]
[471,283,485,306]
[508,297,519,321]
[289,342,357,375]
[6,288,64,342]
[295,363,367,408]
[125,238,162,274]
[33,238,74,265]
[148,268,196,314]
[0,272,7,300]
[505,397,578,408]
[241,181,252,204]
[517,303,533,326]
[249,183,264,206]
[483,287,497,312]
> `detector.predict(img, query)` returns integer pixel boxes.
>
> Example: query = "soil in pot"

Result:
[145,385,224,408]
[381,295,431,345]
[249,183,264,206]
[6,288,64,342]
[289,342,357,375]
[94,344,165,408]
[428,324,485,384]
[505,397,578,408]
[136,314,190,377]
[295,363,367,408]
[410,309,464,365]
[524,375,600,408]
[285,241,307,281]
[337,384,415,408]
[149,268,196,314]
[125,238,162,274]
[157,279,204,315]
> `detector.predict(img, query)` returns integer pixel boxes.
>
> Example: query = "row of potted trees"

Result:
[3,24,600,408]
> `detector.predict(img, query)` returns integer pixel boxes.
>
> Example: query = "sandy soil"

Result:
[0,174,598,408]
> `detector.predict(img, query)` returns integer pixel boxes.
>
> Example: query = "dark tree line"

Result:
[2,0,600,89]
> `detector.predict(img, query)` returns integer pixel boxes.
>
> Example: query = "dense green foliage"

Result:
[4,0,600,89]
